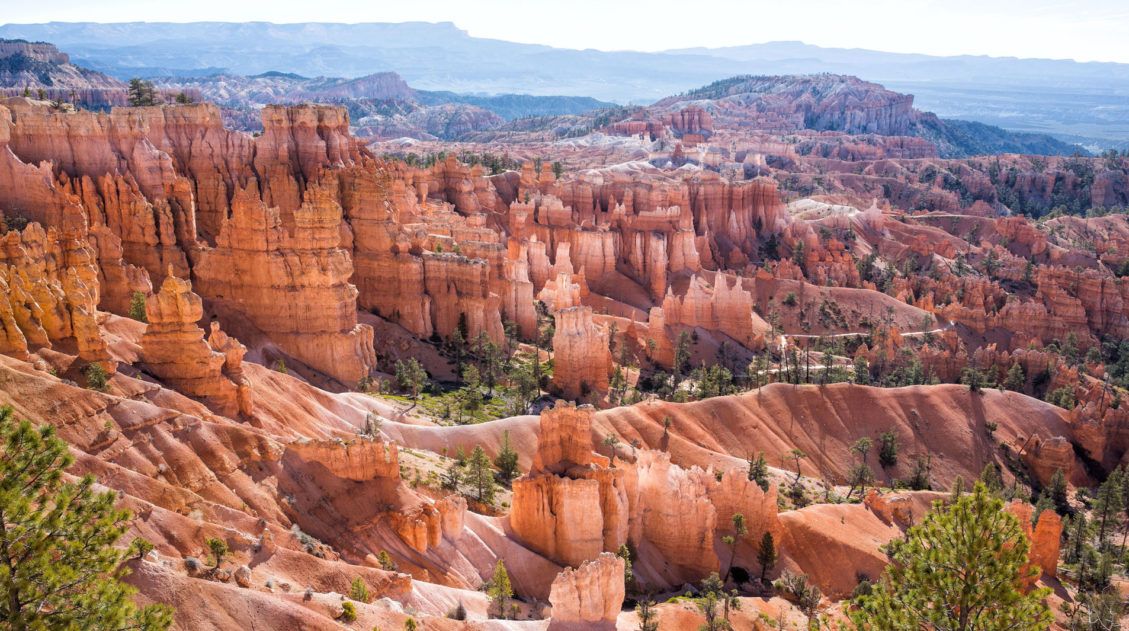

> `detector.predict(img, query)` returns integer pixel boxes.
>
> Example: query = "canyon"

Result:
[0,34,1126,630]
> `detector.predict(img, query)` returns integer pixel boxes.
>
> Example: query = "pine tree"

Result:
[84,362,110,392]
[129,291,148,322]
[349,576,369,603]
[673,331,692,382]
[602,434,620,466]
[877,431,898,469]
[127,78,157,106]
[616,544,634,593]
[854,356,871,385]
[1003,362,1026,392]
[0,406,174,630]
[635,598,658,631]
[1120,467,1129,550]
[951,474,966,500]
[787,449,808,508]
[850,483,1053,631]
[696,573,733,631]
[978,463,1003,493]
[756,531,777,582]
[465,445,496,506]
[1044,468,1070,516]
[460,365,483,414]
[747,452,769,492]
[493,431,520,483]
[394,358,428,399]
[338,601,356,622]
[908,455,932,491]
[376,550,397,571]
[443,457,463,490]
[848,437,875,499]
[1065,513,1087,564]
[774,572,821,625]
[207,537,228,568]
[721,513,747,582]
[1092,467,1123,551]
[487,559,513,619]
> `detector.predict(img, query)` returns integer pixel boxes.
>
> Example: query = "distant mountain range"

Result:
[650,74,1083,158]
[0,38,614,140]
[0,32,1097,158]
[149,70,613,139]
[1,22,1126,149]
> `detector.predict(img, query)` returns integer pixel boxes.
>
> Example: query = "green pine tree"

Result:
[128,291,148,323]
[0,406,174,630]
[747,452,769,492]
[394,358,428,399]
[756,531,777,582]
[1003,362,1026,392]
[465,445,496,506]
[635,598,659,631]
[978,463,1003,493]
[877,430,899,469]
[616,543,634,593]
[493,431,520,483]
[721,513,747,582]
[206,537,227,568]
[1092,467,1123,551]
[1043,468,1070,516]
[487,559,512,619]
[349,576,369,603]
[850,482,1053,631]
[696,573,732,631]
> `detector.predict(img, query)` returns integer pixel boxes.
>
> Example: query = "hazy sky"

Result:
[5,0,1129,63]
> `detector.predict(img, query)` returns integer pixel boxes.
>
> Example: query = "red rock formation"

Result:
[0,221,109,365]
[0,99,385,385]
[532,403,597,473]
[511,404,629,568]
[286,439,400,481]
[1006,501,1062,587]
[193,179,376,385]
[207,321,253,417]
[547,552,625,630]
[632,450,719,583]
[662,106,714,139]
[551,307,611,400]
[139,269,249,417]
[1021,435,1074,487]
[662,274,768,351]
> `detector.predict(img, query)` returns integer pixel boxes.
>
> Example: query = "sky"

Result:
[4,0,1129,64]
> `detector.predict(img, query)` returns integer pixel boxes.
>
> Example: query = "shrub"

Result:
[338,601,357,623]
[128,291,148,322]
[877,431,898,469]
[131,537,156,559]
[447,602,467,620]
[83,362,110,392]
[207,537,228,568]
[1046,386,1076,410]
[349,576,370,603]
[377,550,397,571]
